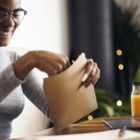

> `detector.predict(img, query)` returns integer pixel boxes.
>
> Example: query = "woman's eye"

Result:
[0,11,6,18]
[14,14,20,17]
[14,11,21,17]
[14,11,24,18]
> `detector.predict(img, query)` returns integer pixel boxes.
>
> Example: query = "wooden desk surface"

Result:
[12,117,140,139]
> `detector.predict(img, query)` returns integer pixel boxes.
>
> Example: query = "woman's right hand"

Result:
[34,51,70,76]
[13,51,70,80]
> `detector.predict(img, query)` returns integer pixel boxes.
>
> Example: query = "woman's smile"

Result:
[0,30,12,39]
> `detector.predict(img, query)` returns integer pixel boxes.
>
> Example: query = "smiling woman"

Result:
[0,7,27,46]
[0,0,22,46]
[0,0,100,140]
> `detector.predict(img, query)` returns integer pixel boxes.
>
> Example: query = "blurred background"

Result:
[6,0,140,139]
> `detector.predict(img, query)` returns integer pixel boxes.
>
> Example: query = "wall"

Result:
[8,0,69,55]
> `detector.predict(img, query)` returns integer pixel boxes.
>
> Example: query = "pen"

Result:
[103,120,113,129]
[119,125,127,137]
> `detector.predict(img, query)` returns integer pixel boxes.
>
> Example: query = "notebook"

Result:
[103,118,140,130]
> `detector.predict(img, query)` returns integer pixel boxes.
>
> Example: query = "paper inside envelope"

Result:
[43,54,98,132]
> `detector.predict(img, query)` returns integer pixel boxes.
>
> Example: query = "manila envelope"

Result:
[43,54,98,132]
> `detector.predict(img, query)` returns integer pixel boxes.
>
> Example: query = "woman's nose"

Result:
[3,15,15,27]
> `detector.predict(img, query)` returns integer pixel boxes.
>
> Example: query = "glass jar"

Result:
[131,82,140,117]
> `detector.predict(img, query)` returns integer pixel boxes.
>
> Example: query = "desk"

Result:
[12,117,140,140]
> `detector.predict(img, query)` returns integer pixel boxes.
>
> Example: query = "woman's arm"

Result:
[13,51,70,80]
[0,50,70,103]
[0,63,25,102]
[21,69,52,121]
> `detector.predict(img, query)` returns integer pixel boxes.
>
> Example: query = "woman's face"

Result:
[0,0,21,46]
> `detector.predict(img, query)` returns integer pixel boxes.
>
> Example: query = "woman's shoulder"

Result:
[9,50,20,62]
[1,47,21,62]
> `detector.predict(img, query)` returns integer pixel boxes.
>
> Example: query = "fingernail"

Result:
[81,52,85,56]
[79,85,86,93]
[93,70,96,75]
[82,74,88,82]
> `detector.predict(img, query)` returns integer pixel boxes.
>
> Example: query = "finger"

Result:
[78,85,87,93]
[43,64,58,76]
[95,67,100,79]
[78,78,92,93]
[92,79,98,85]
[79,66,100,92]
[79,77,99,93]
[85,79,93,88]
[89,66,100,84]
[83,69,95,88]
[56,64,63,74]
[67,58,71,68]
[61,56,70,71]
[92,62,97,76]
[82,59,94,82]
[79,70,94,93]
[64,56,70,69]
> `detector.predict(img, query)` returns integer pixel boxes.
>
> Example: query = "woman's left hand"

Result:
[78,57,100,93]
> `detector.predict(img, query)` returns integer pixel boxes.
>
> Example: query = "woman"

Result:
[0,0,100,139]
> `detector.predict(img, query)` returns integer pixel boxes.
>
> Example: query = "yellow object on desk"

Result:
[131,95,140,116]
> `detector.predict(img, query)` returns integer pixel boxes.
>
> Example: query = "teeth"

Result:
[0,31,11,36]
